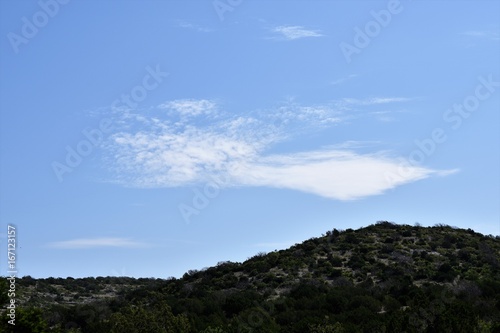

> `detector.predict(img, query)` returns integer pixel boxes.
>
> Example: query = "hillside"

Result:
[2,222,500,332]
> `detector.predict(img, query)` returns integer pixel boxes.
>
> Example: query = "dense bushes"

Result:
[1,223,499,332]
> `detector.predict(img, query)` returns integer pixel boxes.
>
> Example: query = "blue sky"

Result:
[0,0,499,279]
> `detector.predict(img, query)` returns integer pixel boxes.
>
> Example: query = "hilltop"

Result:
[2,222,500,332]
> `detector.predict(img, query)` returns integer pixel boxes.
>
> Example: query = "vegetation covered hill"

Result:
[1,222,500,332]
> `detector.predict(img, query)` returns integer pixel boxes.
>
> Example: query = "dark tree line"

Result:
[1,222,499,332]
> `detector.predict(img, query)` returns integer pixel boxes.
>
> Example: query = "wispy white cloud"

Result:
[325,141,382,150]
[270,102,344,128]
[368,110,409,122]
[99,98,455,200]
[47,237,147,249]
[159,99,217,117]
[331,74,358,86]
[175,20,213,33]
[271,25,324,40]
[461,30,500,41]
[342,97,415,106]
[332,97,415,123]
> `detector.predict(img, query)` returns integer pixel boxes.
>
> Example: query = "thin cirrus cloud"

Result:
[368,110,404,122]
[99,98,457,201]
[159,99,218,117]
[341,97,415,106]
[271,25,324,40]
[47,237,148,249]
[461,30,500,41]
[175,20,213,33]
[331,74,358,86]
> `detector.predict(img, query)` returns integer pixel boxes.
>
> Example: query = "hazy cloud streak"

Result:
[271,25,324,40]
[47,237,148,249]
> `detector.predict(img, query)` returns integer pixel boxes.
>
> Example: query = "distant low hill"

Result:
[2,222,500,332]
